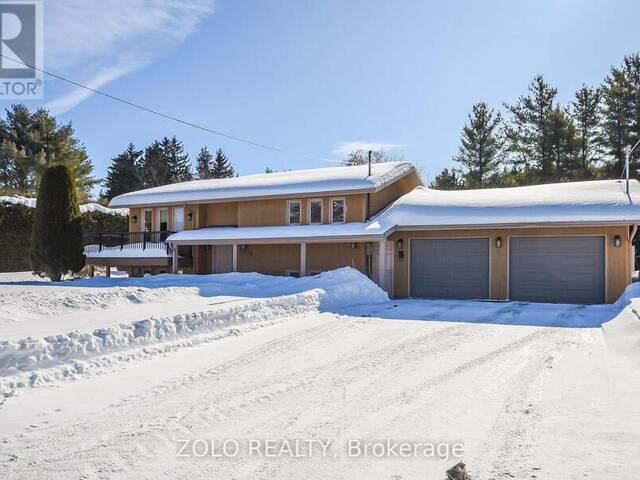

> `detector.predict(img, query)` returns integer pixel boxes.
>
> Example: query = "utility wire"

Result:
[0,53,283,152]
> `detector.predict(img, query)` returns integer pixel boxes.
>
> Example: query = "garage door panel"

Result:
[509,236,605,304]
[410,238,489,299]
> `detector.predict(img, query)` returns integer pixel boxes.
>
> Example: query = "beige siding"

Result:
[369,171,422,216]
[306,242,368,275]
[238,244,301,276]
[389,225,633,304]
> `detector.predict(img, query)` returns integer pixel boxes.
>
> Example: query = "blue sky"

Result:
[5,0,640,194]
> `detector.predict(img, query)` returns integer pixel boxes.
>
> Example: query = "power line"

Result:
[0,53,283,153]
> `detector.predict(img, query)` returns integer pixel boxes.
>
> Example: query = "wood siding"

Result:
[389,225,633,303]
[238,244,301,276]
[306,242,368,275]
[369,171,422,216]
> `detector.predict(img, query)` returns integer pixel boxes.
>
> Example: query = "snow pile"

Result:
[602,282,640,366]
[0,268,389,394]
[0,195,128,216]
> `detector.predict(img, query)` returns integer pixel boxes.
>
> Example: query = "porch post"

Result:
[89,265,95,277]
[171,244,178,274]
[377,239,386,291]
[105,265,111,278]
[300,242,307,276]
[232,244,238,272]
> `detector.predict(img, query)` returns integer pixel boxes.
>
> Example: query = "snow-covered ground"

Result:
[0,268,639,479]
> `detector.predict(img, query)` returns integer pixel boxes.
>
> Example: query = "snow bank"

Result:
[0,268,389,395]
[602,282,640,366]
[0,195,128,216]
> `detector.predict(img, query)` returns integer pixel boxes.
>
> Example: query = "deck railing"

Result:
[83,231,174,256]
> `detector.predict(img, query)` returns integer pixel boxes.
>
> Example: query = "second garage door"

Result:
[410,238,490,299]
[509,236,605,304]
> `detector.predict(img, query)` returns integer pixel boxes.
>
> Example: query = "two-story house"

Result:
[86,161,640,305]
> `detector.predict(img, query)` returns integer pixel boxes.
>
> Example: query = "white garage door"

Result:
[509,236,605,304]
[410,238,490,299]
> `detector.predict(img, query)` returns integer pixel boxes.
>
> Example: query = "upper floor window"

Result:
[331,198,345,223]
[159,209,168,231]
[309,199,323,224]
[287,200,301,225]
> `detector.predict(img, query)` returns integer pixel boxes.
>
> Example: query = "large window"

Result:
[159,209,168,231]
[331,198,345,223]
[287,200,301,225]
[143,209,152,232]
[309,199,323,224]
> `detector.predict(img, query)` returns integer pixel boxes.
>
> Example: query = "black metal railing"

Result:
[83,231,175,255]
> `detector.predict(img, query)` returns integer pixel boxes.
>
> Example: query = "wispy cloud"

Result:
[332,141,407,156]
[44,0,215,114]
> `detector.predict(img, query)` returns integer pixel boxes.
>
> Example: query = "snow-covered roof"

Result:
[375,179,640,229]
[0,195,129,216]
[168,222,385,244]
[109,162,416,207]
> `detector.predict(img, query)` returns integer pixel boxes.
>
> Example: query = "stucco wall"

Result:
[389,225,633,303]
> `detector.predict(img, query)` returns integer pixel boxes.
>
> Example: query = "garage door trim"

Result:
[408,236,492,299]
[507,234,607,303]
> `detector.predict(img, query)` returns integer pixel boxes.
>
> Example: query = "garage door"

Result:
[410,238,490,299]
[509,236,605,304]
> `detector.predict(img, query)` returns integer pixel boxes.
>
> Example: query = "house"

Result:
[86,161,640,304]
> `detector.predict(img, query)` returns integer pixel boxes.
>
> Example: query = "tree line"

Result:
[102,141,235,200]
[430,52,640,190]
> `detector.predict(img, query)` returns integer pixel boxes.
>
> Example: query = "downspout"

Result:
[630,224,639,281]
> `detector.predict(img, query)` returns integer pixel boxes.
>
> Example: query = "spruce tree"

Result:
[140,141,170,187]
[548,107,580,180]
[453,102,503,188]
[162,136,192,183]
[429,168,463,190]
[504,75,558,182]
[211,148,235,178]
[103,143,143,200]
[196,146,213,179]
[31,164,84,281]
[0,105,97,200]
[570,85,602,177]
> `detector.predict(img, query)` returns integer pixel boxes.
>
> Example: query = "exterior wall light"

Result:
[495,237,503,248]
[397,239,403,250]
[351,242,357,249]
[614,235,622,247]
[186,212,193,222]
[131,215,137,224]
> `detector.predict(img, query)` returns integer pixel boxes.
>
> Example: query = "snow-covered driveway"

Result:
[1,269,639,479]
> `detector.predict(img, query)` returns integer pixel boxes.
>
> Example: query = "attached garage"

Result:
[508,236,605,304]
[410,238,490,299]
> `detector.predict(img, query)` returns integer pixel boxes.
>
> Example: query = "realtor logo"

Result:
[0,0,42,98]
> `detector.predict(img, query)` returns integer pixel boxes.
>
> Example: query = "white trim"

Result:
[286,199,302,225]
[377,239,386,291]
[300,242,307,276]
[232,244,238,272]
[307,198,323,224]
[506,234,607,303]
[330,197,346,224]
[407,236,491,300]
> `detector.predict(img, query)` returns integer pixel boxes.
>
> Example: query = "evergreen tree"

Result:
[453,102,503,188]
[196,146,213,179]
[600,67,632,176]
[429,168,463,190]
[140,141,170,187]
[103,143,143,200]
[265,167,274,173]
[162,136,192,183]
[0,105,97,200]
[548,107,580,180]
[31,164,84,281]
[504,75,558,181]
[570,85,602,177]
[211,148,235,178]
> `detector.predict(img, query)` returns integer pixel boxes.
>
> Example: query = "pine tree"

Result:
[453,102,503,188]
[162,136,192,183]
[600,67,632,176]
[570,85,602,177]
[0,105,97,200]
[504,75,558,181]
[210,148,235,178]
[548,107,580,180]
[31,164,84,281]
[140,141,170,187]
[196,146,213,179]
[429,168,463,190]
[103,143,143,200]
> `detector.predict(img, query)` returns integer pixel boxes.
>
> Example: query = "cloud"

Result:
[44,0,215,114]
[332,141,407,156]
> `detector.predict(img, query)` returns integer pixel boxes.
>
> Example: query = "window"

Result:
[309,199,323,224]
[331,198,345,223]
[287,200,301,225]
[159,209,168,231]
[143,209,152,232]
